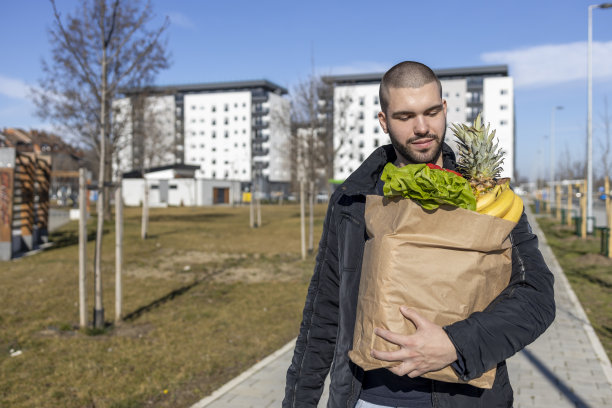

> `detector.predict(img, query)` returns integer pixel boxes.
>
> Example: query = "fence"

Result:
[0,147,51,261]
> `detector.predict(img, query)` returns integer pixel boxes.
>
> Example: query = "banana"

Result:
[476,184,502,211]
[479,188,515,218]
[502,194,524,223]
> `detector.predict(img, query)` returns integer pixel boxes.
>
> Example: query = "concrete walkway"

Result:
[192,205,612,408]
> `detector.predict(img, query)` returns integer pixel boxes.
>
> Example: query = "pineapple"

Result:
[451,113,506,198]
[451,113,523,222]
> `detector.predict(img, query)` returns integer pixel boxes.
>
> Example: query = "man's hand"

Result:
[370,307,457,378]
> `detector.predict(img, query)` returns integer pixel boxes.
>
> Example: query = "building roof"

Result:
[119,79,288,97]
[322,65,509,85]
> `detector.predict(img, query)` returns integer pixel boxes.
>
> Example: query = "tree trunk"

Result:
[308,180,314,254]
[115,175,123,322]
[300,180,306,260]
[78,168,88,328]
[141,178,149,239]
[93,42,107,329]
[249,182,255,228]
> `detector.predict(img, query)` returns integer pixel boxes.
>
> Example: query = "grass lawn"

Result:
[0,203,326,408]
[535,215,612,360]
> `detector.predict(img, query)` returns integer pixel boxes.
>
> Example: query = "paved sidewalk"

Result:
[192,205,612,408]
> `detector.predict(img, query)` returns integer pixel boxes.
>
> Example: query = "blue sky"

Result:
[2,0,612,182]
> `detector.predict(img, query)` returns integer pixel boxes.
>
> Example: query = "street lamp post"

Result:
[550,106,563,209]
[587,3,612,233]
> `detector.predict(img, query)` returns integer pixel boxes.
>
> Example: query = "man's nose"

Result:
[414,115,428,135]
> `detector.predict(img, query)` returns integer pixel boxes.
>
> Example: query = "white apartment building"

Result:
[324,66,515,180]
[115,80,291,196]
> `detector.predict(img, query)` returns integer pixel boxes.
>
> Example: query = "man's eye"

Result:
[427,110,440,116]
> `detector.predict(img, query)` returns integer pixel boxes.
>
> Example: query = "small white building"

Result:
[323,65,515,180]
[122,165,241,207]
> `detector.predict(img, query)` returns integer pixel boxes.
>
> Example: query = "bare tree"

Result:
[32,0,170,328]
[558,142,586,180]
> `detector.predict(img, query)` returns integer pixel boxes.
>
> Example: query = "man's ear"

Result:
[378,111,388,133]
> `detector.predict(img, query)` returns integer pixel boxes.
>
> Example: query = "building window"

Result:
[212,171,216,178]
[191,105,196,110]
[374,139,380,147]
[224,118,229,125]
[359,153,364,161]
[359,126,364,134]
[374,96,379,105]
[359,141,364,148]
[199,131,204,135]
[374,127,379,134]
[212,147,216,152]
[500,89,508,95]
[340,167,344,173]
[212,159,216,164]
[212,106,216,112]
[212,119,216,125]
[500,120,508,125]
[358,111,364,120]
[500,105,508,110]
[359,97,365,106]
[224,131,229,138]
[224,104,229,112]
[212,131,216,138]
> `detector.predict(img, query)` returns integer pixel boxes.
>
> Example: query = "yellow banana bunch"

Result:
[475,183,523,222]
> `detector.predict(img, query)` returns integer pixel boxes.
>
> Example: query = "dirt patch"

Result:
[213,262,302,283]
[113,322,154,339]
[125,251,247,282]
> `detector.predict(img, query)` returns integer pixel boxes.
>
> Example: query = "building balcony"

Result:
[253,161,269,170]
[253,134,269,143]
[253,121,269,130]
[252,147,269,156]
[253,107,270,116]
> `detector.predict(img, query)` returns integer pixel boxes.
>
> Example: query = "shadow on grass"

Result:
[569,269,612,289]
[48,229,109,249]
[123,279,202,322]
[147,213,233,223]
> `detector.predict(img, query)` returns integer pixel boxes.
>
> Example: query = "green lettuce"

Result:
[381,163,476,211]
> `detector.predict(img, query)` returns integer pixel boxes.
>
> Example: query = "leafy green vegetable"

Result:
[381,163,476,210]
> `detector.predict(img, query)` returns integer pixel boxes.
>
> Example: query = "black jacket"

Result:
[283,144,555,408]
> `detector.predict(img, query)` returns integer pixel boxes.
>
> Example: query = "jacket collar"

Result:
[339,143,457,196]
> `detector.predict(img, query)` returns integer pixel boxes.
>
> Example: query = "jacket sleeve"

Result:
[443,210,556,381]
[283,196,341,407]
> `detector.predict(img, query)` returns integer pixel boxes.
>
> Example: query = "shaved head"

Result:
[379,61,442,113]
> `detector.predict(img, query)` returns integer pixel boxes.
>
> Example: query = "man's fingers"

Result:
[399,307,428,329]
[374,327,409,346]
[370,347,405,363]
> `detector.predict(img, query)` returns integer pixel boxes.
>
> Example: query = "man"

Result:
[283,61,555,407]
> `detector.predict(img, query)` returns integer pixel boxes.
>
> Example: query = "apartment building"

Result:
[323,65,515,180]
[115,80,291,197]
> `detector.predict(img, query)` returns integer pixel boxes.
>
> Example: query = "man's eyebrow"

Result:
[390,103,444,118]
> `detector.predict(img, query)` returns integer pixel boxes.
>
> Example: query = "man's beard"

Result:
[388,127,446,165]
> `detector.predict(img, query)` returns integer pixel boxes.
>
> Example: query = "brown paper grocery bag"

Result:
[348,195,516,389]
